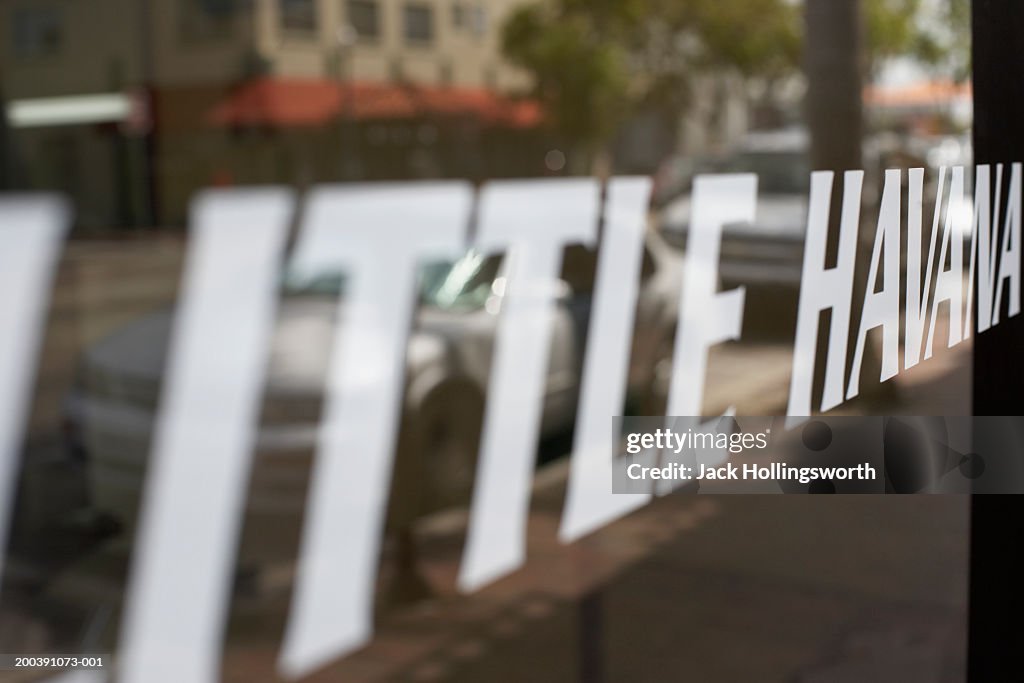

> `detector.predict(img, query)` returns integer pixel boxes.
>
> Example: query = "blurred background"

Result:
[0,0,975,681]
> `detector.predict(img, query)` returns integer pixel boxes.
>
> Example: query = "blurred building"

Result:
[613,73,753,176]
[865,80,973,135]
[1,0,544,228]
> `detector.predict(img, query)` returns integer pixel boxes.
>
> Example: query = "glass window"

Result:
[281,0,317,34]
[471,5,487,36]
[0,0,981,680]
[348,0,379,40]
[404,3,434,44]
[11,6,63,59]
[179,0,237,42]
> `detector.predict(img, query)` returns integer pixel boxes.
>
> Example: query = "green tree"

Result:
[502,5,632,165]
[501,0,800,170]
[864,0,970,81]
[502,0,969,167]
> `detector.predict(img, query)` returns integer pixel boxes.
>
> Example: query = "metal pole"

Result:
[335,25,358,181]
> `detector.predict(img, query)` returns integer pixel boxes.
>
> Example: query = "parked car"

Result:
[64,229,684,567]
[660,129,977,300]
[658,129,812,294]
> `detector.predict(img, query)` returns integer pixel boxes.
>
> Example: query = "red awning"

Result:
[864,80,972,108]
[208,78,542,129]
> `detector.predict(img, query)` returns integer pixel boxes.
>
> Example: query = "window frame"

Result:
[279,0,319,38]
[403,2,434,45]
[347,0,380,42]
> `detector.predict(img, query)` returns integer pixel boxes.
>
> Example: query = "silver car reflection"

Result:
[65,230,683,568]
[662,129,811,293]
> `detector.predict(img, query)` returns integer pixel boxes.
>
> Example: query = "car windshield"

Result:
[724,151,809,194]
[420,250,503,310]
[281,250,503,311]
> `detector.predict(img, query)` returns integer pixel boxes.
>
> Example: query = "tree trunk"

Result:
[805,0,863,173]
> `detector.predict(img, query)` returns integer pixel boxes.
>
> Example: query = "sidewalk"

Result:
[213,483,966,682]
[217,345,970,682]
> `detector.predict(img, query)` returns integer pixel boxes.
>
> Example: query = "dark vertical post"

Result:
[0,80,26,190]
[970,2,1024,681]
[578,589,605,683]
[138,0,159,227]
[804,0,863,174]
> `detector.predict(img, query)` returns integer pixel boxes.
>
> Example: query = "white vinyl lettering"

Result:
[18,161,1024,681]
[787,171,862,426]
[966,165,1002,336]
[118,190,293,683]
[458,179,599,592]
[668,174,754,418]
[280,183,472,679]
[653,175,755,495]
[848,169,901,399]
[560,177,652,543]
[905,167,943,368]
[991,163,1022,327]
[0,197,68,594]
[924,166,966,358]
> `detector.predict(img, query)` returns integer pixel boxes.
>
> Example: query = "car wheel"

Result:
[390,385,484,526]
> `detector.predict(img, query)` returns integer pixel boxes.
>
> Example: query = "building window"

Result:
[281,0,317,34]
[451,3,486,37]
[11,6,63,59]
[348,0,379,40]
[471,5,488,36]
[439,60,453,85]
[179,0,237,42]
[403,3,434,44]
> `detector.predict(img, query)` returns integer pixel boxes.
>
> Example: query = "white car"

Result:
[65,229,684,567]
[661,129,811,293]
